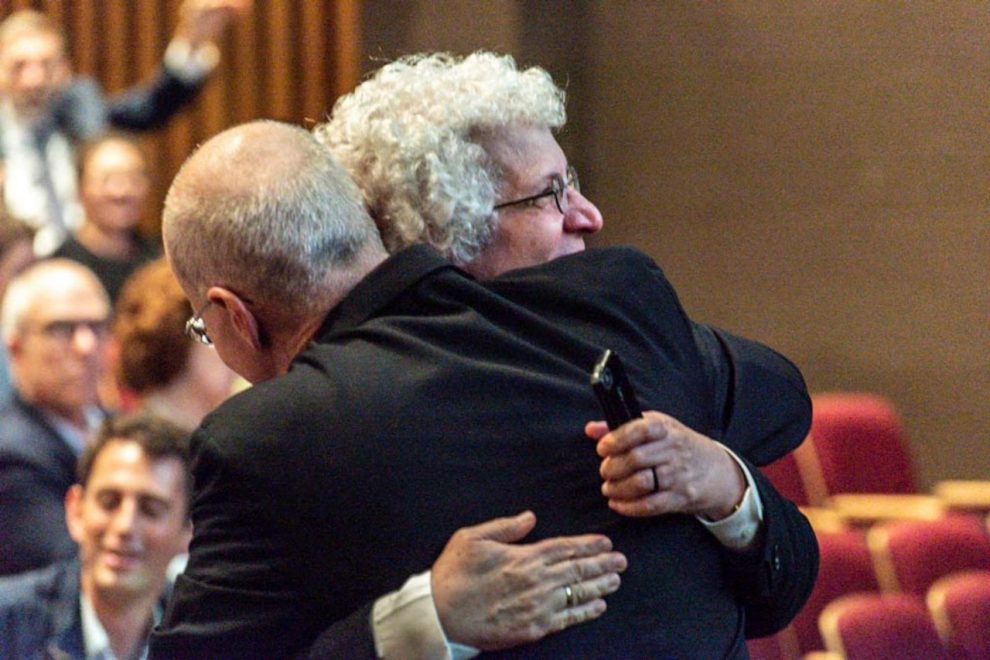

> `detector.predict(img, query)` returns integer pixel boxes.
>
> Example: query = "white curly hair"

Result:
[316,51,566,266]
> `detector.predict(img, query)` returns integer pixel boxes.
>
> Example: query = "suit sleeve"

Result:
[105,66,204,131]
[0,463,77,575]
[54,67,204,141]
[721,460,819,638]
[693,324,812,465]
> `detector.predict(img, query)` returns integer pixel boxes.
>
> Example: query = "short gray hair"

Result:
[163,120,381,316]
[316,51,566,266]
[1,259,107,344]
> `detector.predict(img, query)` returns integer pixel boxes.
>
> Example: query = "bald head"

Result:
[2,260,109,423]
[163,120,384,320]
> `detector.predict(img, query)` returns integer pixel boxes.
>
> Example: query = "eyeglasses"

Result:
[32,319,109,343]
[493,166,579,215]
[184,300,212,345]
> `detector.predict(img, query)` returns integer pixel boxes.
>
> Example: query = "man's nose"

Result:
[108,498,139,536]
[70,323,103,354]
[563,188,604,234]
[21,63,50,89]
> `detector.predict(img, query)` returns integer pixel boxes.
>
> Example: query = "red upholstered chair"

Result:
[868,515,990,596]
[811,392,946,524]
[760,433,829,508]
[926,569,990,659]
[811,392,915,495]
[746,628,800,660]
[819,592,949,660]
[790,528,880,655]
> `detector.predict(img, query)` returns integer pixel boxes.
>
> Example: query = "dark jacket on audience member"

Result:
[0,559,171,659]
[0,397,78,576]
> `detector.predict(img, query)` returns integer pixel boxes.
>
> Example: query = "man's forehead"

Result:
[0,30,64,62]
[23,277,109,320]
[86,441,184,496]
[482,125,565,189]
[84,143,148,178]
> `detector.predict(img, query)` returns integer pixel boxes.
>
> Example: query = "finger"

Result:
[601,468,657,500]
[596,415,670,457]
[584,420,609,440]
[599,441,664,481]
[572,572,622,603]
[607,490,686,518]
[528,534,615,564]
[465,510,537,543]
[545,551,627,589]
[548,599,608,634]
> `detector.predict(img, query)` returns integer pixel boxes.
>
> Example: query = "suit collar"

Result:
[315,244,464,340]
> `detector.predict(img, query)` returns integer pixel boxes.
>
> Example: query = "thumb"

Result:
[467,510,537,543]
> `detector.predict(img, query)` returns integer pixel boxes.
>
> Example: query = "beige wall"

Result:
[363,1,990,486]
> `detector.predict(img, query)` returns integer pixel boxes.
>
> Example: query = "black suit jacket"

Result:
[0,398,79,576]
[152,246,817,659]
[53,68,204,142]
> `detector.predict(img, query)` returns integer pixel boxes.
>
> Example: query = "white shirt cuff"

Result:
[164,38,219,82]
[371,571,480,660]
[696,444,764,551]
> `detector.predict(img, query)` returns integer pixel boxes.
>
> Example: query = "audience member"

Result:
[114,257,237,431]
[150,121,815,658]
[0,1,248,255]
[0,412,192,659]
[0,259,111,575]
[54,134,159,302]
[0,215,34,406]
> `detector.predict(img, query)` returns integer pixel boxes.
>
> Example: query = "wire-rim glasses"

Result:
[493,166,579,215]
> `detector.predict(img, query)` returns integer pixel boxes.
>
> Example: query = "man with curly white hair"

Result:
[317,50,818,655]
[318,51,602,280]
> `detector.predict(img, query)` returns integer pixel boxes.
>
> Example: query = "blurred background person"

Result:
[53,134,158,303]
[0,1,249,255]
[0,259,111,575]
[0,213,35,406]
[0,412,192,659]
[113,257,237,432]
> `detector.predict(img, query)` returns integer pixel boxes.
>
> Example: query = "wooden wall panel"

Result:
[0,0,361,237]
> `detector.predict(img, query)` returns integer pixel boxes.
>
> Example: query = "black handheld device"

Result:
[590,349,643,430]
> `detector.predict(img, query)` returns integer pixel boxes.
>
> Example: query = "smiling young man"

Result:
[0,413,191,659]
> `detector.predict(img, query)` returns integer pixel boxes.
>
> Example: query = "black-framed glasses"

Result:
[185,300,212,345]
[493,165,579,214]
[32,318,109,343]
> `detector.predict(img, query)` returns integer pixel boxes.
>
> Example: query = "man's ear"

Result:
[207,286,264,350]
[5,332,21,360]
[65,484,85,544]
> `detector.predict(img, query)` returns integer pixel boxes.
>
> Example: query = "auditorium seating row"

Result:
[748,392,990,659]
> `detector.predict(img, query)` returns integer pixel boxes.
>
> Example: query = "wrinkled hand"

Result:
[431,511,627,650]
[586,411,746,519]
[176,0,250,47]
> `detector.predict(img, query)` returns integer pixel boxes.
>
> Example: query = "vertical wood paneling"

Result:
[71,1,96,75]
[300,1,327,125]
[103,0,128,89]
[330,0,360,98]
[265,0,293,120]
[0,0,362,237]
